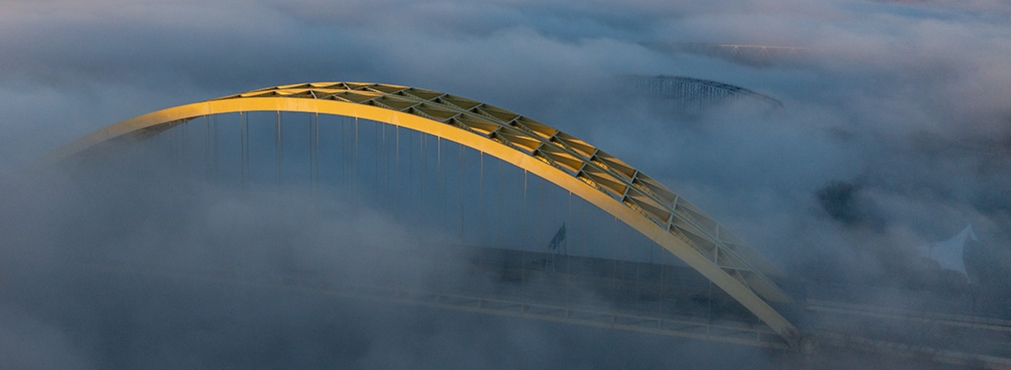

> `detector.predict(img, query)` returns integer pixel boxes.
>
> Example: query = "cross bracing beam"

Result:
[42,82,800,345]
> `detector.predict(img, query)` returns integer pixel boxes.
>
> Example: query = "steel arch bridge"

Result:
[45,82,800,346]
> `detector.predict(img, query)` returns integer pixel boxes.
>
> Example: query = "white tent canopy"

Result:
[915,224,977,278]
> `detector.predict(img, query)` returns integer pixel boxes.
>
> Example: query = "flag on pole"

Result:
[548,222,566,251]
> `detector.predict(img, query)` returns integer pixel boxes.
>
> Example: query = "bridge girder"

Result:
[44,82,800,345]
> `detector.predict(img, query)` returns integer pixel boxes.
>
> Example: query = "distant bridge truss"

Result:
[624,75,783,115]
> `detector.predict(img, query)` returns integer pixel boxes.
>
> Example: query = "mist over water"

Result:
[0,149,780,369]
[2,0,1011,368]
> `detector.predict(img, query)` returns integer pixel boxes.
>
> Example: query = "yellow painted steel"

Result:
[43,82,799,344]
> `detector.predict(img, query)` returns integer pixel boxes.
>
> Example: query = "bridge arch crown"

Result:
[46,82,798,344]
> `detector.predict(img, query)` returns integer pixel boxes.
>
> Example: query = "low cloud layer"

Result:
[2,0,1010,368]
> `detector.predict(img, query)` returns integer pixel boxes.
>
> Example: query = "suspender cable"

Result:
[240,111,246,186]
[498,159,504,246]
[382,123,388,212]
[276,111,282,189]
[459,144,465,241]
[395,125,400,221]
[613,216,619,297]
[567,190,572,256]
[212,115,219,178]
[523,169,528,248]
[354,116,359,210]
[374,119,379,202]
[344,115,349,188]
[308,113,312,187]
[179,119,186,166]
[537,170,544,251]
[436,137,442,233]
[478,151,484,246]
[409,129,413,203]
[341,116,345,188]
[314,113,320,192]
[340,116,346,190]
[420,133,425,201]
[203,115,210,177]
[245,113,249,185]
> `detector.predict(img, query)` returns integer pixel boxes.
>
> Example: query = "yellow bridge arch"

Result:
[44,82,799,344]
